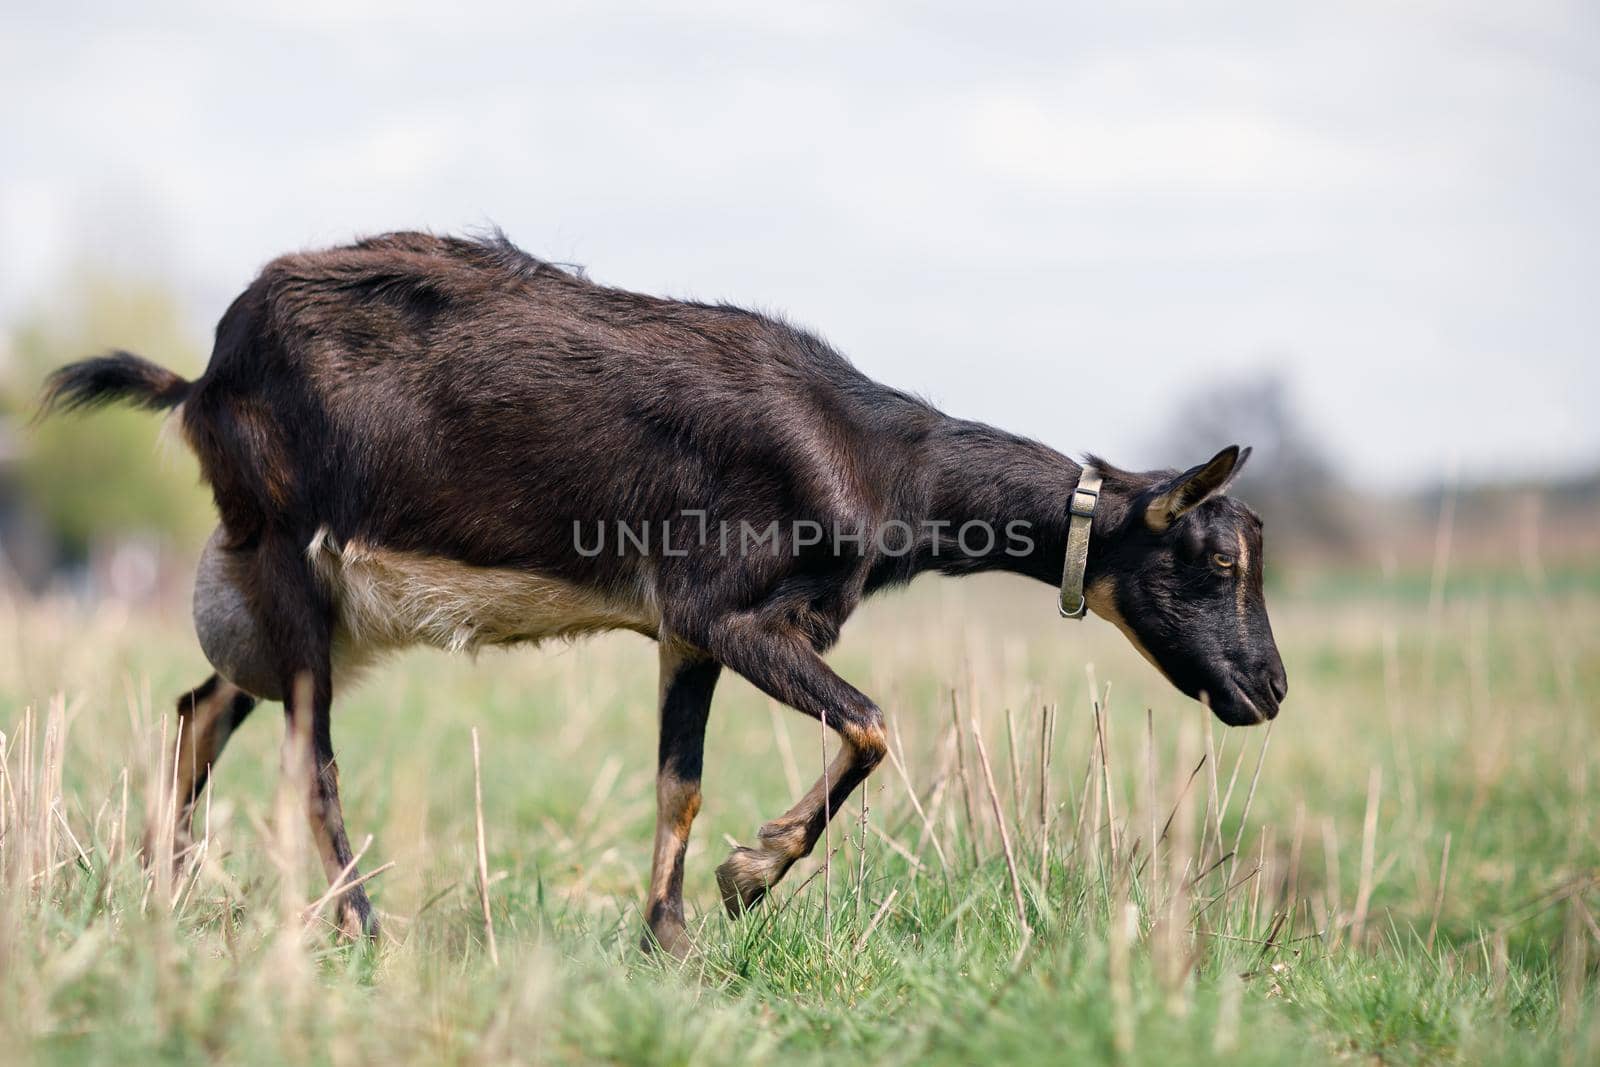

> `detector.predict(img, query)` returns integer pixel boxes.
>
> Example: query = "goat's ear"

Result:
[1145,445,1248,531]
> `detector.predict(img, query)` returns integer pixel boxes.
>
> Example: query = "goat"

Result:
[39,232,1287,953]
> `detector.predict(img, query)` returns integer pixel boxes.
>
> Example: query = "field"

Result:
[1,567,1597,1065]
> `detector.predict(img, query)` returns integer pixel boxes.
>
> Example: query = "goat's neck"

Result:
[901,416,1108,586]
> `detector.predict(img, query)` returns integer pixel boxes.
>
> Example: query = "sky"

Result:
[3,0,1597,488]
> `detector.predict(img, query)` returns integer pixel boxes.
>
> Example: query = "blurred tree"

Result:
[0,273,214,571]
[1153,371,1351,552]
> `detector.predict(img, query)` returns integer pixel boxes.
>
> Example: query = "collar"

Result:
[1058,465,1101,619]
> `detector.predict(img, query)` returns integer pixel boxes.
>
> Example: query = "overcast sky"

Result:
[3,1,1596,487]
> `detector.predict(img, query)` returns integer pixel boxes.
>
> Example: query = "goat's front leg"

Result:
[703,614,887,915]
[642,641,721,956]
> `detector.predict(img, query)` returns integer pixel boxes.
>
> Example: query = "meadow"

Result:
[1,565,1596,1065]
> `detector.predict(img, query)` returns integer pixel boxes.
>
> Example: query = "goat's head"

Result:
[1086,445,1287,726]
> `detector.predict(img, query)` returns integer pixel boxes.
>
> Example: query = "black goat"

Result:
[40,232,1286,953]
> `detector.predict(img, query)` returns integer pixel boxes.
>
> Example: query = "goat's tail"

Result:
[35,351,193,421]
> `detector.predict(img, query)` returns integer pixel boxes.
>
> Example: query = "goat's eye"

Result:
[1212,553,1235,570]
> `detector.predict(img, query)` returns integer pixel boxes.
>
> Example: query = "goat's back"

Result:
[181,233,920,593]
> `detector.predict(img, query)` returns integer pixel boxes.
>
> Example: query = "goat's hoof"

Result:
[715,847,778,917]
[640,918,693,959]
[333,893,381,943]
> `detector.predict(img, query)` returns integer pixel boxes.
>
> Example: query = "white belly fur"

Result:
[307,528,658,673]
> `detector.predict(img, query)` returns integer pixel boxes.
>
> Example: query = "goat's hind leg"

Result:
[284,679,374,940]
[145,526,273,868]
[254,534,378,940]
[145,673,259,869]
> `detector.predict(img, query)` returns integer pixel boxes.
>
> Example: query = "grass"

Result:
[1,568,1597,1065]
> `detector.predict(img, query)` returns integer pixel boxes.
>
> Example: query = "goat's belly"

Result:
[193,526,656,701]
[307,530,658,661]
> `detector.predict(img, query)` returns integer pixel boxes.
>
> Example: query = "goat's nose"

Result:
[1268,667,1288,704]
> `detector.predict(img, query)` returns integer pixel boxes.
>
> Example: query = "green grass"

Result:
[2,571,1596,1065]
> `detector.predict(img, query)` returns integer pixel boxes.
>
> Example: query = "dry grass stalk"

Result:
[1560,899,1587,1031]
[1140,753,1208,887]
[161,713,189,908]
[41,699,67,898]
[1158,714,1201,1017]
[274,673,315,923]
[0,724,16,883]
[143,705,175,911]
[1251,830,1270,928]
[1490,930,1509,1003]
[471,727,500,967]
[821,707,832,951]
[1321,815,1344,948]
[1109,887,1136,1057]
[971,718,1029,937]
[1425,832,1452,952]
[52,803,92,875]
[1037,702,1054,887]
[927,757,960,884]
[1351,766,1382,945]
[252,673,316,1032]
[1146,708,1158,884]
[1229,722,1274,874]
[327,861,396,910]
[23,705,36,880]
[305,833,378,921]
[1204,721,1223,864]
[1286,801,1306,915]
[856,786,869,918]
[1075,674,1105,859]
[1094,685,1118,869]
[171,781,214,917]
[885,724,948,875]
[949,690,979,862]
[1575,900,1600,957]
[1073,734,1097,859]
[853,888,899,952]
[1004,705,1023,825]
[1085,674,1105,856]
[912,720,959,865]
[114,766,129,872]
[867,823,926,873]
[1216,735,1248,851]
